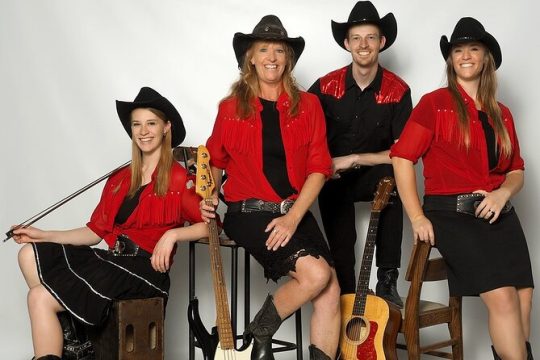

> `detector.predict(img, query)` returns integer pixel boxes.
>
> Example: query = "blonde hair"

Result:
[446,48,511,157]
[226,40,301,119]
[127,108,173,197]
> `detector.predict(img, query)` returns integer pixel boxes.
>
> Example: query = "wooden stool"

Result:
[89,297,164,360]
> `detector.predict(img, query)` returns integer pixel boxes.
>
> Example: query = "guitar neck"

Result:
[352,210,381,316]
[206,200,235,350]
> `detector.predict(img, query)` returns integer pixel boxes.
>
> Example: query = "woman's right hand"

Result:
[11,226,46,244]
[200,193,219,223]
[411,215,435,245]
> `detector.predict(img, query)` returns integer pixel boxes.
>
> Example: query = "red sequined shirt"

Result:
[390,86,524,195]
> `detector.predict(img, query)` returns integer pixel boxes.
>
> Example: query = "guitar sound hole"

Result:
[345,316,369,342]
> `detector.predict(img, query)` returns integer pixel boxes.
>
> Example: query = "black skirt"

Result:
[33,242,169,326]
[425,207,534,296]
[223,210,334,282]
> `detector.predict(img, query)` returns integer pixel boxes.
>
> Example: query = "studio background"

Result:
[1,0,537,358]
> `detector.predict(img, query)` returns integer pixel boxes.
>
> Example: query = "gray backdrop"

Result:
[1,0,538,358]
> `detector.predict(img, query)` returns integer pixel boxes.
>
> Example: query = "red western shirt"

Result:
[86,162,203,253]
[206,91,332,202]
[390,86,524,195]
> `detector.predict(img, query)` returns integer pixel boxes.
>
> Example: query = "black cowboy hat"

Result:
[440,17,502,69]
[331,1,397,52]
[232,15,305,68]
[116,87,186,147]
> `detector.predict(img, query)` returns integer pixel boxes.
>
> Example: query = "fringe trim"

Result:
[283,109,310,149]
[222,117,257,154]
[136,191,184,227]
[434,108,482,151]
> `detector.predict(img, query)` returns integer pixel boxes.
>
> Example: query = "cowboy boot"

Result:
[527,341,534,360]
[35,356,62,360]
[375,267,403,308]
[491,345,502,360]
[243,294,282,360]
[309,344,332,360]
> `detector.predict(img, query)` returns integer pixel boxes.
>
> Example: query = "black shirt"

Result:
[309,65,412,157]
[260,98,296,199]
[114,184,147,224]
[478,110,499,170]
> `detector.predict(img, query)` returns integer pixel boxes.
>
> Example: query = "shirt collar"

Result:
[345,64,384,92]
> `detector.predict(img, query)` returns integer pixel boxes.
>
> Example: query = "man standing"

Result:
[309,1,412,307]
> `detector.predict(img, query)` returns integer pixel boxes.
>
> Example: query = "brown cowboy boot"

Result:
[243,294,282,360]
[309,344,332,359]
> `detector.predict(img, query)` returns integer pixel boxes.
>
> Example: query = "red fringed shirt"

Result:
[390,86,524,195]
[206,92,332,202]
[86,162,203,254]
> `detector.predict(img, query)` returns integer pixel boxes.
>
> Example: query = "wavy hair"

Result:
[226,40,301,119]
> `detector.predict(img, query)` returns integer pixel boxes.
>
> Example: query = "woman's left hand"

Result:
[265,214,299,251]
[473,189,510,224]
[151,230,177,273]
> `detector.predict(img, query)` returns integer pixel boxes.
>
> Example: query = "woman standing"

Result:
[391,18,533,359]
[13,87,207,359]
[201,15,340,360]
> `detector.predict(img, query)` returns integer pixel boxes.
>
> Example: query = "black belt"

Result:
[423,193,512,216]
[108,235,152,258]
[227,198,295,214]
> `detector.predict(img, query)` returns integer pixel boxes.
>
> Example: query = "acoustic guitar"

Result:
[339,176,401,360]
[193,145,252,360]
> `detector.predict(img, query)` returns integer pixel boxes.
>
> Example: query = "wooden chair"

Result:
[396,241,463,359]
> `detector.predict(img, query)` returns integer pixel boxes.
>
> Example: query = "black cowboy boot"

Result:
[491,345,502,360]
[243,294,282,360]
[375,267,403,308]
[309,344,332,360]
[527,341,534,360]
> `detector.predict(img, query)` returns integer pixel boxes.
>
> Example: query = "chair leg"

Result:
[448,296,463,360]
[404,329,420,360]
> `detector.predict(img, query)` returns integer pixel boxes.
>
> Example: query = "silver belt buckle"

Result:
[280,199,294,214]
[113,239,126,255]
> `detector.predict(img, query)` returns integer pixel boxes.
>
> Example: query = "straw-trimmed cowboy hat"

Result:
[440,17,502,69]
[331,1,397,52]
[232,15,305,68]
[116,87,186,147]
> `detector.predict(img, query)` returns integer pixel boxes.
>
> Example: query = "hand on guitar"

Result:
[411,214,435,246]
[264,213,298,251]
[200,193,219,224]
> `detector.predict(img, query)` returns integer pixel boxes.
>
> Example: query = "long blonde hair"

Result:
[446,48,511,157]
[128,108,173,197]
[226,40,301,119]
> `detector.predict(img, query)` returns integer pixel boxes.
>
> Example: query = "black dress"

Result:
[224,98,333,282]
[33,185,169,326]
[424,111,534,296]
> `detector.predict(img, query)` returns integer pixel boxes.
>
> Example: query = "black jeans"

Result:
[318,164,403,294]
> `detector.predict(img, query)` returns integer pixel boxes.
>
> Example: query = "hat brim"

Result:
[439,33,502,69]
[331,12,397,52]
[232,33,305,69]
[116,97,186,147]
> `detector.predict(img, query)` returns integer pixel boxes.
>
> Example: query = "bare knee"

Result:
[294,257,333,297]
[18,243,35,273]
[28,286,63,314]
[482,287,520,316]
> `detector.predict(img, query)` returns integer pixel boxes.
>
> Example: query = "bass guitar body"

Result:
[339,294,390,360]
[214,342,253,360]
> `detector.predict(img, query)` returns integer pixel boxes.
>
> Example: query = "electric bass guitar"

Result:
[192,145,252,360]
[339,176,401,360]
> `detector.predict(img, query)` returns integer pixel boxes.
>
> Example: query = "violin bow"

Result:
[4,161,131,242]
